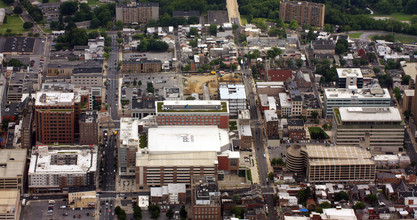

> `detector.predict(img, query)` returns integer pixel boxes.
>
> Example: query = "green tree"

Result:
[147,82,154,93]
[118,209,126,220]
[114,206,122,215]
[334,191,349,201]
[2,0,13,5]
[412,15,417,25]
[116,20,124,30]
[393,87,402,101]
[289,19,298,30]
[209,24,217,36]
[13,6,23,14]
[296,59,303,67]
[319,202,331,208]
[268,172,274,181]
[133,206,142,220]
[23,22,34,30]
[188,27,198,37]
[375,0,393,14]
[298,187,312,203]
[180,206,187,220]
[59,1,78,16]
[166,208,174,219]
[8,59,23,67]
[402,75,411,85]
[335,39,349,55]
[148,205,160,219]
[405,110,413,119]
[354,202,365,210]
[367,193,378,203]
[231,206,245,219]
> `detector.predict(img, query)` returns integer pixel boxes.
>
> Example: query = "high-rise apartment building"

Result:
[279,0,325,27]
[333,107,404,154]
[155,100,229,129]
[119,118,140,176]
[115,3,159,24]
[323,88,391,117]
[34,92,89,144]
[28,145,97,193]
[286,144,375,183]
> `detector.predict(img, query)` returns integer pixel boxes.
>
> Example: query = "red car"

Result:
[78,214,81,218]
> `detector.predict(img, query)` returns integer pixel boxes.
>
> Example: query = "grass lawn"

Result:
[370,12,414,21]
[0,15,25,34]
[240,16,248,25]
[349,32,362,38]
[308,127,329,140]
[0,1,11,9]
[88,0,105,7]
[394,34,417,44]
[229,121,237,130]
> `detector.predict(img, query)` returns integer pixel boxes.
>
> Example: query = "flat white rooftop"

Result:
[322,208,357,220]
[161,100,222,106]
[338,107,402,122]
[29,145,97,175]
[337,68,363,78]
[148,126,229,153]
[265,110,278,122]
[279,93,291,108]
[325,88,391,99]
[219,84,246,100]
[35,92,76,106]
[120,118,139,146]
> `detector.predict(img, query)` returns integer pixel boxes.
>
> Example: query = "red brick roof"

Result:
[268,70,292,82]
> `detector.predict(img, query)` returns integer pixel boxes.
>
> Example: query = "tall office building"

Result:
[279,0,325,27]
[323,88,391,117]
[333,107,404,154]
[286,144,375,183]
[336,68,364,88]
[34,92,88,144]
[115,3,159,24]
[155,100,229,129]
[219,84,246,117]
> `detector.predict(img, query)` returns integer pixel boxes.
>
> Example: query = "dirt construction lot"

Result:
[183,73,243,95]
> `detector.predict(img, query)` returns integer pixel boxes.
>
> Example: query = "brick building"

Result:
[265,110,279,138]
[217,150,240,173]
[115,2,159,24]
[279,0,325,27]
[79,111,98,145]
[191,176,221,220]
[288,119,306,141]
[155,100,229,129]
[35,92,89,144]
[121,60,162,73]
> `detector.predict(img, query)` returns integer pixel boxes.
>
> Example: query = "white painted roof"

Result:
[338,107,401,122]
[219,84,246,100]
[148,126,229,153]
[35,92,76,106]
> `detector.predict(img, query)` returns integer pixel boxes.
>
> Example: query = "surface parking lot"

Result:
[22,200,95,220]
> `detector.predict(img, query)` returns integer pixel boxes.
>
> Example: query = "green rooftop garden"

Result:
[157,101,228,113]
[334,108,341,124]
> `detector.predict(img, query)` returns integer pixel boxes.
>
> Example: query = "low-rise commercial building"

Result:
[333,107,404,154]
[68,191,96,209]
[286,144,375,183]
[28,145,97,193]
[135,126,229,189]
[288,119,305,141]
[150,184,186,205]
[155,100,229,129]
[0,149,27,193]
